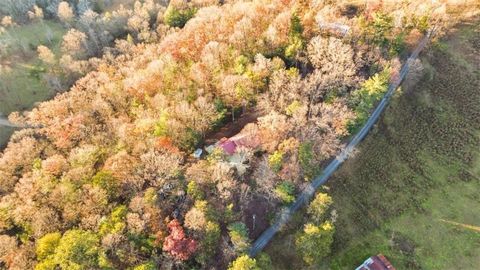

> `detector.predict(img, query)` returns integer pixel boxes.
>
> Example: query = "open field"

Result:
[0,20,65,147]
[265,19,480,269]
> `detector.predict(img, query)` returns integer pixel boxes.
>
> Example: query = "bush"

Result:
[257,252,274,270]
[389,33,406,56]
[187,181,205,200]
[347,69,390,134]
[36,232,61,260]
[228,255,260,270]
[365,12,394,46]
[295,222,334,265]
[164,6,197,28]
[268,150,284,172]
[298,141,320,180]
[177,127,202,152]
[284,14,304,60]
[99,205,127,236]
[133,261,157,270]
[286,100,301,116]
[92,170,119,199]
[54,230,100,270]
[307,193,333,223]
[197,221,221,264]
[227,222,250,253]
[274,181,295,204]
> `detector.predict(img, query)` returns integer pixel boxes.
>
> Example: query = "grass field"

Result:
[0,20,65,147]
[265,20,480,270]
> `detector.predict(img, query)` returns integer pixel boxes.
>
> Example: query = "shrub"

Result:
[197,221,221,264]
[164,6,197,28]
[54,230,100,270]
[298,141,320,180]
[227,222,250,253]
[133,261,157,270]
[99,205,127,236]
[36,232,61,260]
[285,14,304,60]
[92,170,119,199]
[389,33,406,56]
[286,100,301,116]
[153,112,168,137]
[274,181,295,204]
[187,181,204,200]
[257,252,274,270]
[307,193,333,223]
[228,255,259,270]
[347,69,390,134]
[295,222,334,265]
[268,150,284,172]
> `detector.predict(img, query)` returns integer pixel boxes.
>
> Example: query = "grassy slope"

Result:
[0,20,65,147]
[265,20,480,270]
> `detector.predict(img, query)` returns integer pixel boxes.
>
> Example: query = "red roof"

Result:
[219,139,237,155]
[230,133,261,149]
[356,254,395,270]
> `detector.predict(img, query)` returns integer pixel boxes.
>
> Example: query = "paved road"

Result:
[249,31,432,257]
[0,117,21,128]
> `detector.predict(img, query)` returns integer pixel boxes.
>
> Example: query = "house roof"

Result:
[219,139,237,155]
[355,254,396,270]
[217,131,262,155]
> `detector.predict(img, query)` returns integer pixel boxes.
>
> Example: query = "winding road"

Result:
[249,30,433,257]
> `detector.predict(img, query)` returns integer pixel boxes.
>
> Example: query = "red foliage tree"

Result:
[162,219,197,261]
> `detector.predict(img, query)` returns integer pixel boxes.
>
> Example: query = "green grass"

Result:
[329,154,480,270]
[265,20,480,270]
[0,20,66,147]
[0,20,65,114]
[0,20,65,56]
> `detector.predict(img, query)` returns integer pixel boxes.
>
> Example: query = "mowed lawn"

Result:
[265,20,480,270]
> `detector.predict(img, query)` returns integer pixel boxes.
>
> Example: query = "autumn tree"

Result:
[295,222,334,265]
[35,229,100,270]
[163,219,197,261]
[164,2,197,28]
[227,222,250,253]
[307,193,333,223]
[38,45,56,65]
[228,255,260,270]
[58,1,74,25]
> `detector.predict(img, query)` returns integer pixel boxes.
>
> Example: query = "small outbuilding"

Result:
[355,254,395,270]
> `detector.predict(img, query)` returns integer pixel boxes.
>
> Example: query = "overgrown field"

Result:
[265,20,480,269]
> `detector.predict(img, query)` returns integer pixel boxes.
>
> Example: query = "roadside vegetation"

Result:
[0,0,478,269]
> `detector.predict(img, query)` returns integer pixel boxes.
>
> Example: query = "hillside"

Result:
[0,1,478,269]
[265,19,480,269]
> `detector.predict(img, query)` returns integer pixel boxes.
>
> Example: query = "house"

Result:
[355,254,396,270]
[215,132,262,155]
[219,138,237,155]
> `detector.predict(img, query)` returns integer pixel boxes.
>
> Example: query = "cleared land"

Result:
[0,20,65,147]
[265,20,480,270]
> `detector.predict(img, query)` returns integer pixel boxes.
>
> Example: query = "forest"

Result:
[0,0,477,269]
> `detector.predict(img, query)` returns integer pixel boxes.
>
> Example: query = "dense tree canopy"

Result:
[0,0,467,268]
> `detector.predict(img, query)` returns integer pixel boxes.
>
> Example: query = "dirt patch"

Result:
[204,110,259,145]
[243,196,272,239]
